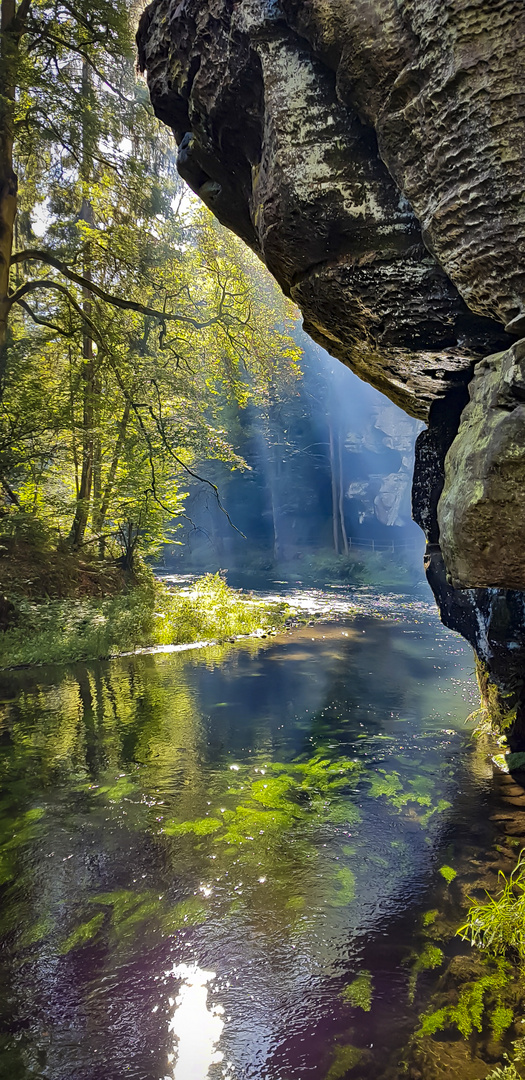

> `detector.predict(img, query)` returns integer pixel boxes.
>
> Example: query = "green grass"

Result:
[457,851,525,962]
[0,571,293,669]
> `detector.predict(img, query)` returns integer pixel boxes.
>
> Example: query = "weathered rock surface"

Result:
[137,0,513,419]
[439,339,525,590]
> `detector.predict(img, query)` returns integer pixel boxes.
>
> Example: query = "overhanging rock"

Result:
[137,0,512,420]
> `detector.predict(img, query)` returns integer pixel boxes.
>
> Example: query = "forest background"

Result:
[0,0,422,667]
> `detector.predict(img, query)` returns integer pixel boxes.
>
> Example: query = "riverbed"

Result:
[0,586,503,1079]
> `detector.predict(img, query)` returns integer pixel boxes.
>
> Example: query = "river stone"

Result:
[438,340,525,589]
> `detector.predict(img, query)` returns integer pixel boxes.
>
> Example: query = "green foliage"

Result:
[492,1006,515,1041]
[1,0,302,563]
[422,909,438,927]
[342,971,373,1011]
[457,852,525,961]
[417,960,510,1039]
[0,572,292,668]
[439,865,457,885]
[152,574,291,647]
[486,1067,522,1080]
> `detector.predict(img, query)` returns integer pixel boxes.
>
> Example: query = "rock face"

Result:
[346,405,423,528]
[137,0,512,419]
[439,340,525,590]
[138,0,525,740]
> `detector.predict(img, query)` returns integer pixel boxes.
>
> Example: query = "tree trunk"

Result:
[92,399,130,536]
[0,0,18,392]
[68,204,95,547]
[338,425,349,555]
[328,420,339,554]
[68,60,96,548]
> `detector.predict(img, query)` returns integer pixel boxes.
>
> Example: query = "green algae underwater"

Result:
[0,588,519,1080]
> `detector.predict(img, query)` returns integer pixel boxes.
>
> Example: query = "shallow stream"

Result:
[0,586,506,1079]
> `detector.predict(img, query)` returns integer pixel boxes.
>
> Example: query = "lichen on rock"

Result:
[439,339,525,590]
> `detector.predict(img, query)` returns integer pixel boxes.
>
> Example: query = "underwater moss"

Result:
[95,776,136,801]
[324,1044,363,1080]
[408,944,444,1003]
[439,865,457,885]
[368,770,403,800]
[329,867,356,907]
[422,909,438,927]
[417,960,509,1039]
[162,817,223,836]
[342,971,373,1011]
[60,913,105,953]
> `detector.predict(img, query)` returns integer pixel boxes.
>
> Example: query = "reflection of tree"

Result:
[0,620,466,1077]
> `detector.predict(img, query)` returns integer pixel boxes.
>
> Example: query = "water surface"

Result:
[0,588,491,1079]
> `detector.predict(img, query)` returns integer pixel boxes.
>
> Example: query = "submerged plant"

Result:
[417,959,510,1040]
[342,970,373,1011]
[324,1044,363,1080]
[458,851,525,961]
[438,865,457,885]
[407,943,444,1004]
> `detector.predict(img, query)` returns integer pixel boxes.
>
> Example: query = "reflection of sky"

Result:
[0,598,486,1080]
[166,964,226,1080]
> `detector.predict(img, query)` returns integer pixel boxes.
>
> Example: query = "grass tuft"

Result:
[458,851,525,962]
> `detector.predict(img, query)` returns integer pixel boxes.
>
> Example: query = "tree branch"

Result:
[17,297,75,337]
[10,250,221,328]
[9,279,104,345]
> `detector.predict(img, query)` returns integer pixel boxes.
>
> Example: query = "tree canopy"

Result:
[0,0,301,563]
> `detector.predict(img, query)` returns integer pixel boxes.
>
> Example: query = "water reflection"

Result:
[167,964,225,1080]
[0,590,488,1079]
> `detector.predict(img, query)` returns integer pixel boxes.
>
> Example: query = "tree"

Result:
[0,0,302,561]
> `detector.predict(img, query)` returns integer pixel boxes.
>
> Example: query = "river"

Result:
[0,586,501,1080]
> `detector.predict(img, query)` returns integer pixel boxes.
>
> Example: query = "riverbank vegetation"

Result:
[0,570,292,669]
